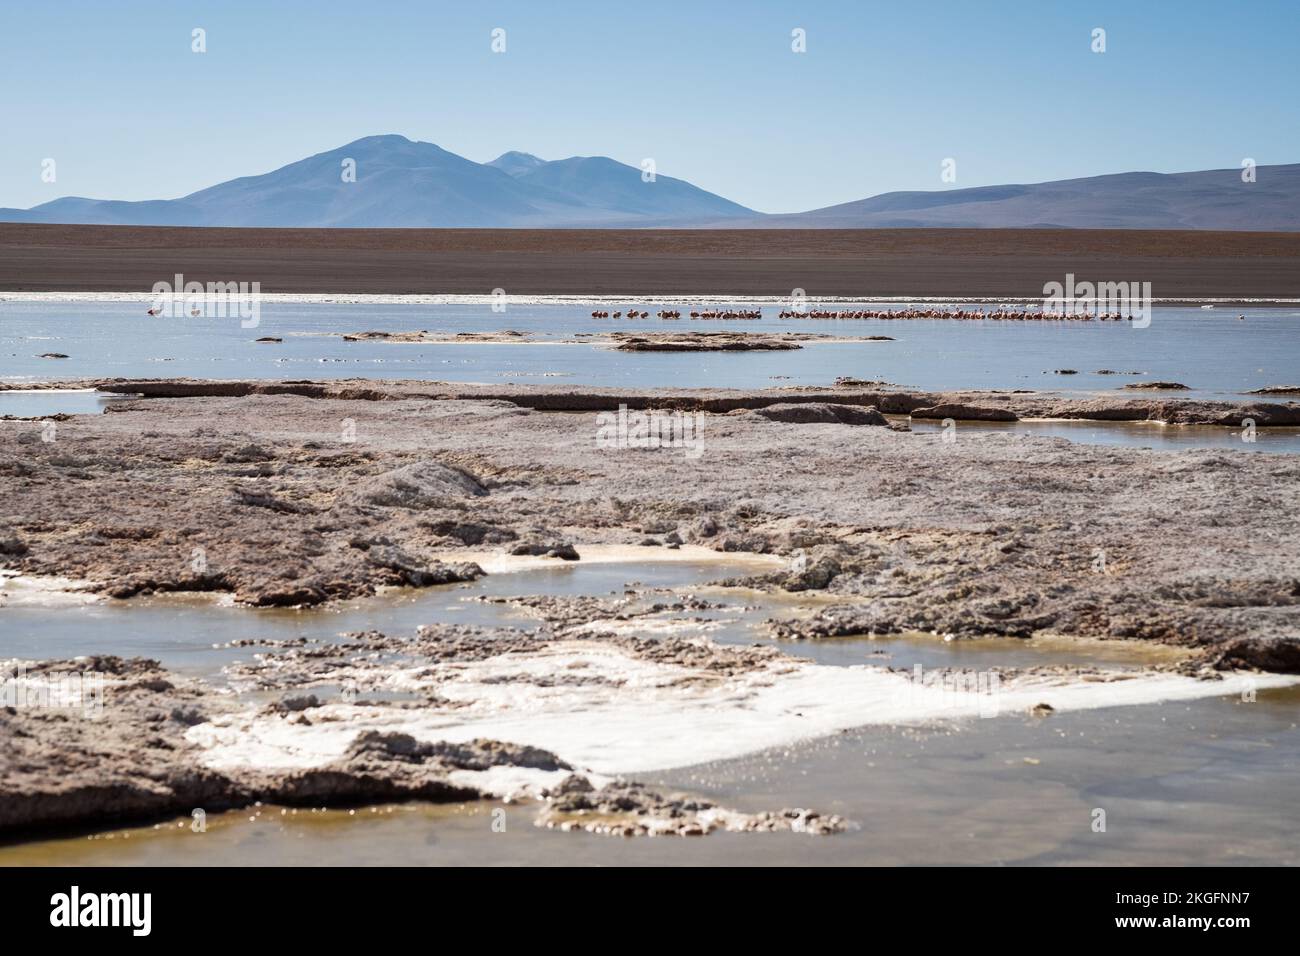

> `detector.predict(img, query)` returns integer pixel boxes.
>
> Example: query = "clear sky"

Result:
[2,0,1297,213]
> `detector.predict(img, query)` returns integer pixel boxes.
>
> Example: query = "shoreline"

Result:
[27,377,1298,426]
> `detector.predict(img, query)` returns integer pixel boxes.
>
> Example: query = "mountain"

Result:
[1,137,1296,230]
[0,135,755,228]
[494,154,754,221]
[487,151,547,177]
[758,165,1300,231]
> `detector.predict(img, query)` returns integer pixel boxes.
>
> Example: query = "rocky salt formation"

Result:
[750,403,891,426]
[2,381,1298,669]
[6,607,1288,839]
[0,622,850,838]
[535,776,847,836]
[1249,385,1300,395]
[910,403,1018,422]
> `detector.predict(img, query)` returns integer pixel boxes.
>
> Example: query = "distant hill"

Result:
[1,136,1295,230]
[756,166,1300,231]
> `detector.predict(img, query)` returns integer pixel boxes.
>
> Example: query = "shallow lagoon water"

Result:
[1,556,1183,680]
[0,558,752,679]
[3,554,1297,865]
[6,298,1298,452]
[5,687,1296,866]
[0,389,135,417]
[4,299,1299,399]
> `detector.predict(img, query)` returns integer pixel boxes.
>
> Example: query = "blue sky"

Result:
[2,0,1297,213]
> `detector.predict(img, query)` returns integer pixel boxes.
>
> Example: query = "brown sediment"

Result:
[0,382,100,392]
[749,403,892,426]
[910,403,1020,422]
[4,223,1300,300]
[341,330,534,343]
[608,331,819,351]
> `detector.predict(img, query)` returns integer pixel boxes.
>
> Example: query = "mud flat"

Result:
[2,379,1297,666]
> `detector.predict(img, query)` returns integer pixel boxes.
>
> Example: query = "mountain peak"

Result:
[488,151,547,177]
[344,133,416,147]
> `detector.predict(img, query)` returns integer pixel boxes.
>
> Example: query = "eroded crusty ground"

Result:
[2,385,1297,667]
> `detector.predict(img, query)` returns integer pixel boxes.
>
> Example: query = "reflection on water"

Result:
[4,299,1300,399]
[5,688,1297,865]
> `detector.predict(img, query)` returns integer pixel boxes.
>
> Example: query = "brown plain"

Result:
[2,223,1298,299]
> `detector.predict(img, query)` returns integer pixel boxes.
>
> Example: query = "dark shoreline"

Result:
[34,377,1300,426]
[4,224,1300,300]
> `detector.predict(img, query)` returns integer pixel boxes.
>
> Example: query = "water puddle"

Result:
[1,553,1182,679]
[0,554,777,680]
[0,389,136,417]
[905,416,1300,453]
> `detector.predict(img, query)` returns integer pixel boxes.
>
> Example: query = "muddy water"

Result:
[6,686,1296,865]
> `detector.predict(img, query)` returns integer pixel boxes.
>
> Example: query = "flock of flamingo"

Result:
[586,306,1140,322]
[777,307,1137,321]
[590,308,764,320]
